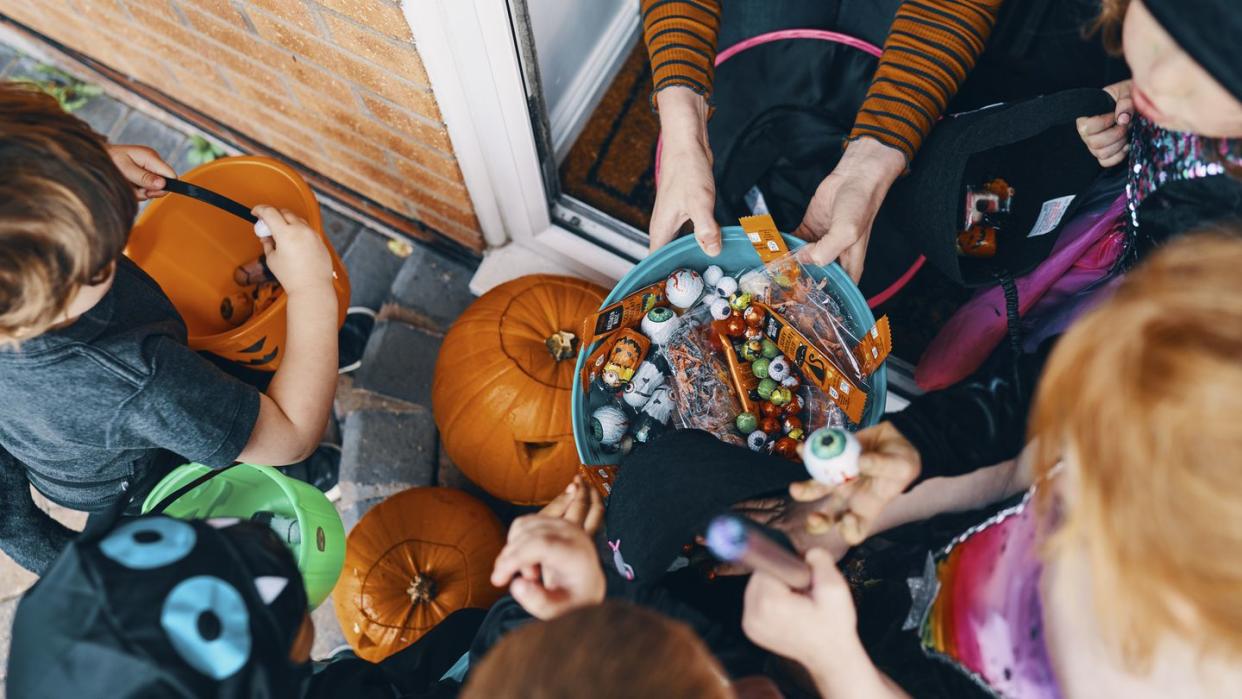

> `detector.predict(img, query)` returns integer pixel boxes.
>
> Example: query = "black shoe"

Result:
[338,307,377,374]
[282,443,341,498]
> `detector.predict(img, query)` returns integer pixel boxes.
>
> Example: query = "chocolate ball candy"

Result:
[761,339,780,359]
[736,411,759,434]
[783,415,803,434]
[665,268,705,309]
[773,436,800,460]
[728,292,753,312]
[590,404,629,447]
[724,314,747,338]
[747,430,769,452]
[744,326,765,341]
[641,306,680,346]
[767,355,791,382]
[709,297,732,321]
[714,275,739,298]
[769,387,793,406]
[782,395,804,416]
[703,264,724,288]
[760,401,783,419]
[743,305,764,328]
[760,416,781,435]
[751,357,771,379]
[787,427,805,441]
[740,339,763,362]
[756,378,778,400]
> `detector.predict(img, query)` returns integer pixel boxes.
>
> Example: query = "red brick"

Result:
[180,3,291,68]
[240,0,319,33]
[314,0,410,41]
[391,148,466,189]
[320,11,427,86]
[417,208,484,250]
[360,90,441,134]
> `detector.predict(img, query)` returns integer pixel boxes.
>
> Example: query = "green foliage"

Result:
[185,135,227,166]
[30,65,102,113]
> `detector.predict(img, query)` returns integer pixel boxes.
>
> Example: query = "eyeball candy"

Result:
[803,427,861,486]
[767,356,791,382]
[665,268,705,309]
[641,386,675,425]
[714,275,739,298]
[739,270,771,298]
[622,361,665,409]
[641,307,681,346]
[703,265,725,288]
[590,404,629,447]
[709,297,732,321]
[747,430,769,452]
[735,412,758,434]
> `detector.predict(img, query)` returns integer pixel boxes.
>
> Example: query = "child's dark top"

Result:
[0,256,260,511]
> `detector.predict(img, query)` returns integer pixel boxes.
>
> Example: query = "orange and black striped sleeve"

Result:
[640,0,721,101]
[849,0,1006,163]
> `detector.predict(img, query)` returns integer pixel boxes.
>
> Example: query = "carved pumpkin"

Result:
[332,487,505,662]
[433,275,607,504]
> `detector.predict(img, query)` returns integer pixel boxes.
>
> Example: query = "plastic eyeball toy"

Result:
[736,411,758,434]
[751,357,770,379]
[641,306,680,346]
[714,275,739,298]
[767,356,791,382]
[803,427,861,485]
[747,430,769,452]
[590,404,629,447]
[665,268,705,309]
[703,265,724,288]
[708,297,732,321]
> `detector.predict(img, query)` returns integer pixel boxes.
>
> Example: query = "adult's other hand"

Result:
[650,87,721,256]
[1077,80,1134,168]
[793,138,906,281]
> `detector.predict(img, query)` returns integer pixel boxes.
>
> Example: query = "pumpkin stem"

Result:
[545,330,578,361]
[407,574,438,604]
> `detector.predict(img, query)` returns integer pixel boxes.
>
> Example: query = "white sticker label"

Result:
[1028,195,1076,238]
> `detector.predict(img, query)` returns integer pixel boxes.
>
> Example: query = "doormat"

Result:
[559,44,658,233]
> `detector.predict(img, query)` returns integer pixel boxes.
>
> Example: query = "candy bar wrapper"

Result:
[579,464,617,501]
[579,328,652,394]
[581,281,668,346]
[740,214,792,265]
[719,331,757,414]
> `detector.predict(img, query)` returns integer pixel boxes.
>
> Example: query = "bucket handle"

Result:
[162,178,259,224]
[148,463,241,515]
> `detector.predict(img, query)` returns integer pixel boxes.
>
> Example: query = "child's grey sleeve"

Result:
[122,338,262,468]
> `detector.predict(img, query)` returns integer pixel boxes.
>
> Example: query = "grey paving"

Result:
[113,110,187,167]
[352,321,442,407]
[1,55,42,81]
[75,94,128,140]
[321,205,362,258]
[341,231,407,310]
[310,596,349,661]
[387,250,476,331]
[0,596,17,688]
[340,408,437,495]
[0,42,17,74]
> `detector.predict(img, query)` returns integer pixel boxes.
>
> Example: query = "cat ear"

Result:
[254,576,289,605]
[205,518,243,529]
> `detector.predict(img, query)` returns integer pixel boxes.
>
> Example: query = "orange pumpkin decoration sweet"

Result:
[332,487,505,662]
[433,275,607,504]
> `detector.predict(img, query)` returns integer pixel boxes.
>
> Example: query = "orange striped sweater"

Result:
[640,0,1006,163]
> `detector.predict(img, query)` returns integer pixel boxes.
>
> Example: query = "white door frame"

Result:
[403,0,643,292]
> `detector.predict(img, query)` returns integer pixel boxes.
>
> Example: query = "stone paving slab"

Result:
[352,321,443,407]
[387,251,476,331]
[322,206,362,259]
[311,595,349,661]
[75,94,128,141]
[113,110,188,167]
[342,231,409,311]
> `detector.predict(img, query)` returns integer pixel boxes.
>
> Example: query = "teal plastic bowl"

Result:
[572,226,888,465]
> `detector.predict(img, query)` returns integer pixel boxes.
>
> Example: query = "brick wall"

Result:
[0,0,485,251]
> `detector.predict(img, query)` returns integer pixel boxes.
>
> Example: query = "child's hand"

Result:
[107,145,175,200]
[742,548,859,668]
[1076,80,1134,168]
[252,206,334,295]
[538,475,605,536]
[490,515,606,621]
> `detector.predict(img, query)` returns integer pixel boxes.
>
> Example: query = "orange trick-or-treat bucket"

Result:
[126,156,350,371]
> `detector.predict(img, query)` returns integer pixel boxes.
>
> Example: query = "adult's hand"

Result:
[793,138,906,281]
[490,515,606,621]
[539,475,604,536]
[650,87,721,256]
[790,421,921,545]
[1077,80,1133,168]
[107,144,175,201]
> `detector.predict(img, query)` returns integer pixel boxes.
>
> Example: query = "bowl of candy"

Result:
[572,216,889,469]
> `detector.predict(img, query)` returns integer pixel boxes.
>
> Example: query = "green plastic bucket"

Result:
[141,463,346,608]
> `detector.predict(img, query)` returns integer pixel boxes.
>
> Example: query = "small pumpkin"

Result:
[433,275,607,504]
[332,487,505,662]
